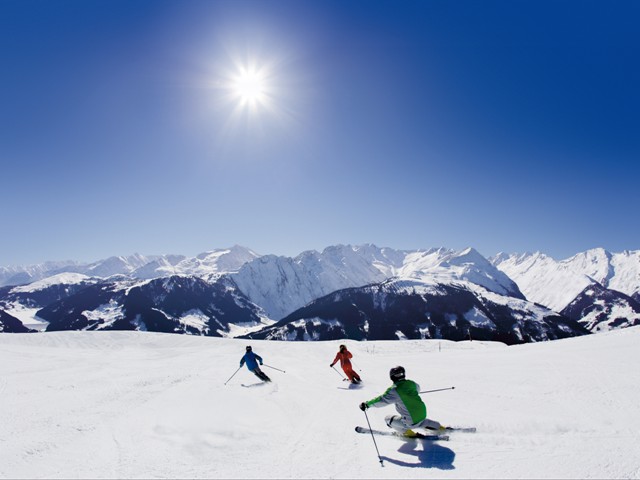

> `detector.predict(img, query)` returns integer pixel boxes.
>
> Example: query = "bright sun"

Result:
[232,67,267,106]
[234,70,263,101]
[215,53,292,125]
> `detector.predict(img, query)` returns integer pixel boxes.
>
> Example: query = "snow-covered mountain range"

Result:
[1,245,639,342]
[244,279,587,344]
[490,249,640,309]
[0,247,259,286]
[490,248,640,331]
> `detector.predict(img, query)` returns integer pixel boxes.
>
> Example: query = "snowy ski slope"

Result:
[1,328,639,479]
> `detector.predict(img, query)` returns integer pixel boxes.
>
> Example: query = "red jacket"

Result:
[332,349,353,368]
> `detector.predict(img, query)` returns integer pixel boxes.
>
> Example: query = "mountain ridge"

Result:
[1,244,639,341]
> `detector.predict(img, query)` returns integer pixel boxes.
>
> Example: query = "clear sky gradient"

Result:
[1,0,638,265]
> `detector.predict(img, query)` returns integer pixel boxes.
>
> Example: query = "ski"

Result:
[355,426,449,441]
[442,426,476,433]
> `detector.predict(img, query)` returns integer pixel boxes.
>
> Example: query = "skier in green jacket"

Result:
[359,366,444,437]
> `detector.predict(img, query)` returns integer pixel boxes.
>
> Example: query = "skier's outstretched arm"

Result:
[330,352,340,367]
[365,386,400,409]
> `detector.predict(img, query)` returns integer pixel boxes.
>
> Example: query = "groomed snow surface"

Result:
[2,328,639,479]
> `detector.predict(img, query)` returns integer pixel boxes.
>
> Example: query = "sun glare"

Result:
[228,64,271,111]
[212,48,298,130]
[234,69,266,104]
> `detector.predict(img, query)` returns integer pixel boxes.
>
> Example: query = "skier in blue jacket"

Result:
[240,346,271,382]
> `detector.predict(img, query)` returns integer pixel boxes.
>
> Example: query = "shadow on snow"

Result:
[381,440,455,470]
[337,383,364,390]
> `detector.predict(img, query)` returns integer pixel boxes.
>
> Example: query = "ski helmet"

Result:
[339,344,346,351]
[389,366,405,382]
[246,345,252,352]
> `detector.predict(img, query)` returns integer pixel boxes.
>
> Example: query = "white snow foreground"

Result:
[1,329,639,479]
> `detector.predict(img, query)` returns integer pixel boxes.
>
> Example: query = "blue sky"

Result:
[1,0,638,265]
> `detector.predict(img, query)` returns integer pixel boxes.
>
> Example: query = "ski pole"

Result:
[262,364,286,373]
[363,408,384,467]
[419,386,455,394]
[331,365,346,379]
[224,366,242,385]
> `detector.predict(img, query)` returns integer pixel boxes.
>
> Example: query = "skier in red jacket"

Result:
[330,344,362,384]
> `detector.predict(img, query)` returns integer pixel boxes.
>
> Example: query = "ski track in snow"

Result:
[1,329,640,479]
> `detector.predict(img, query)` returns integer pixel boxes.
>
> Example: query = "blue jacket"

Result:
[240,351,263,371]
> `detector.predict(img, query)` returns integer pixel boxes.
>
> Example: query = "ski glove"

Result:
[329,363,334,367]
[359,402,368,411]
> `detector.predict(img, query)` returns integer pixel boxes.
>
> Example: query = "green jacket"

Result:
[365,379,426,424]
